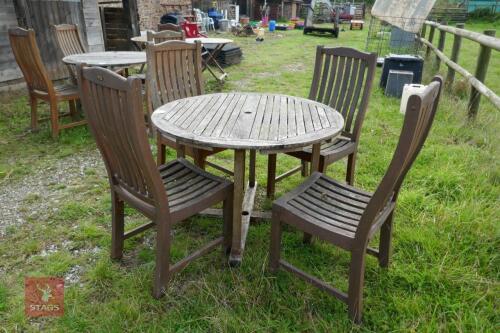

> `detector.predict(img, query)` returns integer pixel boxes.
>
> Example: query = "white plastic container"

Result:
[400,84,426,114]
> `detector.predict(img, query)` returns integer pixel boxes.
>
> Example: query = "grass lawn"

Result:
[0,20,499,332]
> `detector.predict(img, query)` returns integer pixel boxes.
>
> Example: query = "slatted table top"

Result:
[151,93,344,151]
[62,51,146,66]
[131,35,233,45]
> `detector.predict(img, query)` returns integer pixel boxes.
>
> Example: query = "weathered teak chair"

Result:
[270,76,443,323]
[147,30,184,43]
[158,23,183,33]
[8,27,85,138]
[146,40,227,170]
[53,24,126,78]
[266,47,377,198]
[76,65,233,298]
[53,24,87,57]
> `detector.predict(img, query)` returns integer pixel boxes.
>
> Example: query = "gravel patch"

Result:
[0,149,104,237]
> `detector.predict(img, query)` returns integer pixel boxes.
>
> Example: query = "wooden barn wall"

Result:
[0,0,23,82]
[13,0,87,80]
[83,0,105,52]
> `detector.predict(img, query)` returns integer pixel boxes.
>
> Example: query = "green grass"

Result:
[0,21,499,332]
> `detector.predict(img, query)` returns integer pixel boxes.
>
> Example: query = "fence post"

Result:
[446,23,465,89]
[468,29,496,119]
[426,24,435,58]
[421,23,427,39]
[435,23,447,70]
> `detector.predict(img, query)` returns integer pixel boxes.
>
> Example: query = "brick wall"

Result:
[137,0,192,30]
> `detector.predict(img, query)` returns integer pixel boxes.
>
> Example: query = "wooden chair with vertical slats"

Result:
[9,27,85,138]
[158,23,183,33]
[266,46,377,198]
[147,30,184,44]
[146,40,228,171]
[53,24,125,79]
[76,65,233,298]
[270,76,443,323]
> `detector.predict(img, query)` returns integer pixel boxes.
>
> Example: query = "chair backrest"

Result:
[147,30,184,44]
[309,46,377,140]
[146,40,204,110]
[181,22,204,38]
[158,23,182,32]
[53,24,87,57]
[356,76,443,242]
[8,27,54,95]
[76,65,168,214]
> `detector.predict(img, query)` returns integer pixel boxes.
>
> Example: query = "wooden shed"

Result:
[0,0,105,88]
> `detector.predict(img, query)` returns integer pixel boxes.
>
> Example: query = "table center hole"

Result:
[242,211,249,216]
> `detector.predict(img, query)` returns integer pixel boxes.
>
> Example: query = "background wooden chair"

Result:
[146,30,184,44]
[9,27,85,138]
[146,40,227,170]
[266,47,377,198]
[270,76,443,323]
[53,24,125,78]
[76,65,233,298]
[158,23,183,33]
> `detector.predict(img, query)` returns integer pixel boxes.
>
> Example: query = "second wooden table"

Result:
[151,92,344,265]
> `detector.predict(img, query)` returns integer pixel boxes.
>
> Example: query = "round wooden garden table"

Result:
[62,51,146,67]
[151,92,344,265]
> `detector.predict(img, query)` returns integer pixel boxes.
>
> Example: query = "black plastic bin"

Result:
[380,55,424,88]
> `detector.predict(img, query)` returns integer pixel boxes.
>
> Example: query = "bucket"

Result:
[269,20,276,32]
[400,84,426,114]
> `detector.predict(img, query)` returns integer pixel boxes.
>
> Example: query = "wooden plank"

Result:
[419,37,500,110]
[426,20,500,51]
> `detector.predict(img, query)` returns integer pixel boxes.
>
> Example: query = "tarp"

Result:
[371,0,437,33]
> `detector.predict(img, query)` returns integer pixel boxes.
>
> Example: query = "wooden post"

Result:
[446,23,464,89]
[122,0,140,49]
[421,23,427,39]
[426,25,435,58]
[435,24,447,70]
[468,29,496,119]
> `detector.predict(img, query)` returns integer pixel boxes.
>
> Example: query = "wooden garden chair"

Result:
[53,24,125,78]
[76,65,234,298]
[146,40,228,172]
[158,23,183,33]
[266,47,377,198]
[147,30,184,43]
[8,27,85,138]
[270,76,443,323]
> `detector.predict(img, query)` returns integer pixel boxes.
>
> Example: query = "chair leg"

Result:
[378,211,394,268]
[267,154,277,199]
[153,218,171,299]
[110,193,124,260]
[347,249,367,324]
[157,132,166,165]
[223,192,233,255]
[269,211,282,273]
[68,99,78,120]
[29,95,38,131]
[346,153,356,185]
[50,100,59,139]
[301,160,309,177]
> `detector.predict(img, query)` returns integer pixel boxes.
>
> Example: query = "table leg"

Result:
[229,149,245,266]
[176,143,186,158]
[304,142,321,244]
[204,44,228,82]
[249,150,256,187]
